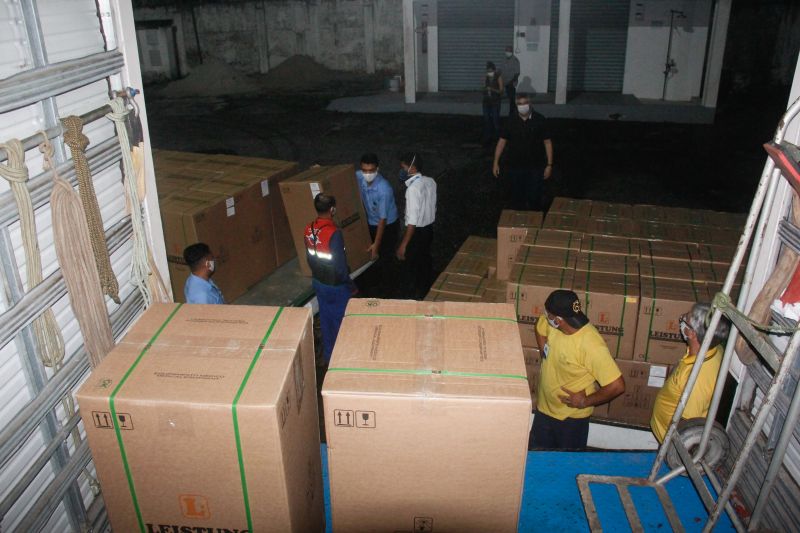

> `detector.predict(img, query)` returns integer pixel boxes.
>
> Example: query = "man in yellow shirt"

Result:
[650,303,731,442]
[533,290,625,449]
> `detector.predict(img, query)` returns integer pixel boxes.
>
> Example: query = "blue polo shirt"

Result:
[184,274,225,304]
[356,171,399,227]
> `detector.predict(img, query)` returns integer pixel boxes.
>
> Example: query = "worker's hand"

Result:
[396,243,407,261]
[559,387,588,409]
[544,165,553,180]
[367,243,379,261]
[492,161,501,178]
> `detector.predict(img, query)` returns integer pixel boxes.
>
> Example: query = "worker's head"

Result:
[544,290,589,330]
[314,193,336,217]
[183,242,215,276]
[486,61,496,78]
[360,153,380,183]
[505,45,513,58]
[399,152,422,182]
[516,93,531,117]
[680,303,731,348]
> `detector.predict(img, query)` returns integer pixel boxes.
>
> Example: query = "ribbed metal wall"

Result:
[437,0,515,91]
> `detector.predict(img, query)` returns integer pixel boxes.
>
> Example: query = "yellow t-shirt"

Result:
[535,314,622,420]
[650,345,722,442]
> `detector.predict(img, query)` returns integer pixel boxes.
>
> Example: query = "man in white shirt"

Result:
[396,152,436,300]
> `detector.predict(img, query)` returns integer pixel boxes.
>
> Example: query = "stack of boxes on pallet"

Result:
[427,200,745,427]
[154,152,372,301]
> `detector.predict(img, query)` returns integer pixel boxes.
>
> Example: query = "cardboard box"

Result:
[279,164,371,276]
[589,201,633,220]
[686,225,741,245]
[478,278,509,304]
[549,197,592,217]
[521,228,583,251]
[514,244,579,271]
[542,212,590,233]
[507,264,574,346]
[523,347,541,410]
[576,251,638,276]
[639,257,719,283]
[572,271,639,359]
[323,299,531,533]
[427,272,489,300]
[497,210,544,280]
[639,240,699,263]
[694,243,738,266]
[586,217,637,237]
[76,303,324,533]
[635,221,692,242]
[459,235,498,260]
[606,360,671,427]
[581,234,642,256]
[634,276,711,364]
[424,291,475,302]
[444,252,494,278]
[632,204,669,222]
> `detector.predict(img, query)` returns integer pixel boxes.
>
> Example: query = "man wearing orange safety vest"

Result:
[304,193,357,364]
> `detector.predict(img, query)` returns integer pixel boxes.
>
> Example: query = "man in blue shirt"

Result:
[183,242,225,304]
[356,153,399,262]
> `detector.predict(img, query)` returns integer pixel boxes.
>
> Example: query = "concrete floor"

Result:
[328,90,717,124]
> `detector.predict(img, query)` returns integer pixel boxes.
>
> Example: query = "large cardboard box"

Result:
[427,272,489,301]
[444,252,494,278]
[686,225,741,245]
[639,240,699,263]
[497,210,544,280]
[323,299,531,533]
[279,164,371,276]
[520,228,583,251]
[523,347,541,410]
[507,264,574,347]
[586,217,637,238]
[514,244,579,271]
[542,212,590,233]
[581,234,642,256]
[635,221,692,242]
[479,278,509,304]
[572,271,639,359]
[576,251,638,276]
[549,197,592,217]
[639,257,719,283]
[76,304,324,533]
[589,201,633,219]
[634,276,711,364]
[606,360,670,427]
[459,235,498,259]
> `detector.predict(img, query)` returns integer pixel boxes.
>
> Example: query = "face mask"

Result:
[487,71,495,78]
[517,104,530,116]
[679,318,691,341]
[362,171,377,183]
[505,52,513,58]
[206,260,215,273]
[547,316,559,329]
[399,155,417,183]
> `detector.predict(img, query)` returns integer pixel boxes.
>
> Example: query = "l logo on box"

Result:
[180,494,210,519]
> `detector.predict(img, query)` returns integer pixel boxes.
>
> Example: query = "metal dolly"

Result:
[578,95,800,532]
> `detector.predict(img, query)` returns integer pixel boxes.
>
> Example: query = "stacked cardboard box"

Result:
[77,303,324,532]
[153,150,299,301]
[425,236,498,302]
[279,164,372,276]
[323,299,530,532]
[497,210,543,280]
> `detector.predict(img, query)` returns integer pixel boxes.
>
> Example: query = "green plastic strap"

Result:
[109,303,184,533]
[644,274,657,361]
[327,367,527,380]
[232,306,284,533]
[343,312,517,324]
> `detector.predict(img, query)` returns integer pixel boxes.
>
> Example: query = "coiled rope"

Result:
[61,115,120,304]
[0,139,66,369]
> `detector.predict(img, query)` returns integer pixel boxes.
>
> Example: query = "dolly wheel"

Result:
[666,418,730,474]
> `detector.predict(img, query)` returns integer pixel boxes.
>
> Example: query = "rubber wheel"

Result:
[666,418,730,474]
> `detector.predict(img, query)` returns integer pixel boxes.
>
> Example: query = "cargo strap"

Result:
[108,304,183,533]
[232,307,284,533]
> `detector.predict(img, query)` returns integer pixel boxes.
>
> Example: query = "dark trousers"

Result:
[313,279,351,363]
[405,225,433,300]
[506,166,544,211]
[482,102,501,143]
[506,83,517,116]
[530,409,590,450]
[369,220,399,260]
[360,220,399,297]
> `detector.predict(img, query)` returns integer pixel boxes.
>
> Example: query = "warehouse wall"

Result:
[134,0,404,77]
[513,0,552,94]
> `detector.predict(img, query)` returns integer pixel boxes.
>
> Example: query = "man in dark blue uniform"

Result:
[304,193,357,363]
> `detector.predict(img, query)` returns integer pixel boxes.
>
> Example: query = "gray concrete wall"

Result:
[135,0,404,76]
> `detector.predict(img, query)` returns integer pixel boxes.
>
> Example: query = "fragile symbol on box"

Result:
[334,409,353,427]
[414,516,433,532]
[93,411,133,430]
[355,411,376,428]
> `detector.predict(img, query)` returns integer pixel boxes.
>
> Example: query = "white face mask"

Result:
[487,71,495,78]
[505,52,513,58]
[362,171,378,183]
[679,318,691,341]
[547,316,559,329]
[517,104,531,116]
[206,259,215,273]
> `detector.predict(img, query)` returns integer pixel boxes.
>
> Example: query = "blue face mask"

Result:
[398,168,409,182]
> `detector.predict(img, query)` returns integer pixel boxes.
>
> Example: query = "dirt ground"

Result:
[145,76,792,297]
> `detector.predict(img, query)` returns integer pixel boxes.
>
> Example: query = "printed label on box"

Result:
[261,180,270,196]
[647,375,665,388]
[310,182,321,199]
[650,365,668,378]
[226,197,235,217]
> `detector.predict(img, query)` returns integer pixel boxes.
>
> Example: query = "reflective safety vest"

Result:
[304,217,340,285]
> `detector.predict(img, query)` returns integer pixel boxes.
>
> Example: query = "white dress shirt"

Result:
[404,174,436,228]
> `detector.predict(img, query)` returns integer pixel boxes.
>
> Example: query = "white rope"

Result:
[0,138,66,369]
[105,97,152,307]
